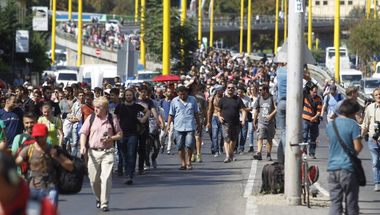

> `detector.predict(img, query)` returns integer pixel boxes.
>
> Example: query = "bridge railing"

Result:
[308,64,365,107]
[56,27,121,53]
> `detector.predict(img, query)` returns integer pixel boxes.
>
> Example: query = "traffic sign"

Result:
[95,49,101,56]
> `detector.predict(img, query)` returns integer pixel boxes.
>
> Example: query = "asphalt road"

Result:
[58,133,253,215]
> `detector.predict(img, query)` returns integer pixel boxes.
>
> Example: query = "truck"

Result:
[79,64,117,88]
[325,47,350,74]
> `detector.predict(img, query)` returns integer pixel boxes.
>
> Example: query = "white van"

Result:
[55,70,79,87]
[339,69,362,88]
[79,64,117,88]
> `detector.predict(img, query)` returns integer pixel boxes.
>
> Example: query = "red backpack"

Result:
[15,133,36,177]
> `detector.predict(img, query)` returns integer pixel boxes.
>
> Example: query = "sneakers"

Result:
[124,175,133,185]
[160,147,164,154]
[253,152,263,160]
[375,184,380,192]
[214,152,220,157]
[96,200,101,208]
[196,154,202,163]
[310,154,317,159]
[266,153,273,161]
[238,149,244,155]
[224,157,231,163]
[231,155,237,161]
[167,150,171,155]
[248,146,254,153]
[152,160,158,169]
[144,165,150,171]
[191,155,196,163]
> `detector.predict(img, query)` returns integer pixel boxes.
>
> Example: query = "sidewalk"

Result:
[245,129,330,215]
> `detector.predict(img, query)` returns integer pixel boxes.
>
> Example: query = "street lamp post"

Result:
[77,0,83,66]
[274,0,279,54]
[140,0,146,69]
[209,0,214,47]
[284,0,287,40]
[135,0,139,23]
[68,0,72,20]
[51,0,56,65]
[334,0,340,82]
[198,0,202,48]
[247,0,252,55]
[308,0,312,50]
[239,0,244,53]
[163,0,170,75]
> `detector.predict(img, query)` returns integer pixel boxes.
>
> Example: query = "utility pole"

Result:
[135,0,139,23]
[198,0,202,48]
[334,0,340,83]
[308,0,312,50]
[274,0,279,54]
[163,0,170,75]
[284,0,287,40]
[209,0,214,47]
[239,0,244,53]
[247,0,252,54]
[68,0,72,20]
[285,0,304,206]
[140,0,146,69]
[77,0,83,66]
[51,0,56,65]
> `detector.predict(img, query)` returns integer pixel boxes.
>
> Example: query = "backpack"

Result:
[326,93,343,107]
[15,133,36,177]
[260,162,285,194]
[52,146,86,194]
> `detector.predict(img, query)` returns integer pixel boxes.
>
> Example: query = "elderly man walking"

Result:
[167,86,201,170]
[80,97,122,212]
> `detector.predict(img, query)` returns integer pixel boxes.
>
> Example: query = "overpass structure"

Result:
[55,14,357,68]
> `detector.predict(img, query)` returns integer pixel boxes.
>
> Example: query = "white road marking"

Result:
[245,159,259,215]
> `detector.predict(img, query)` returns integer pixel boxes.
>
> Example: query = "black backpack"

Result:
[260,162,285,194]
[53,146,86,195]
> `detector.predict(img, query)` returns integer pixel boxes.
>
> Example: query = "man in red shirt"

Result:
[81,92,95,123]
[0,152,58,215]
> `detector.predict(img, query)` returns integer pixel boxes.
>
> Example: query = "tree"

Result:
[252,34,274,52]
[143,0,197,72]
[0,0,49,74]
[348,19,380,72]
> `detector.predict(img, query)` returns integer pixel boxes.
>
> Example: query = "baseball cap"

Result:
[31,123,48,137]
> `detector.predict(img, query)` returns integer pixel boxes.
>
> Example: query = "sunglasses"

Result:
[227,87,234,89]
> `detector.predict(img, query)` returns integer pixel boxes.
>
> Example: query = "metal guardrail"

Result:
[308,64,365,107]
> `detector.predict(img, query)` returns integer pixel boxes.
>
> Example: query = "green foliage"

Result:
[348,19,380,64]
[143,0,197,72]
[0,0,49,74]
[311,48,324,63]
[252,34,274,52]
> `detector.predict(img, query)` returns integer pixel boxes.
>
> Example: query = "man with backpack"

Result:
[321,85,344,124]
[253,84,277,161]
[80,97,122,212]
[11,112,38,177]
[15,85,35,113]
[302,85,323,159]
[0,151,58,215]
[15,123,74,207]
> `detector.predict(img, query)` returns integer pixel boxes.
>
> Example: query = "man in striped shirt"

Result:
[302,84,323,159]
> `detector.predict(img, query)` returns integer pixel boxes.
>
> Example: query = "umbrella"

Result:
[273,39,316,64]
[153,74,181,82]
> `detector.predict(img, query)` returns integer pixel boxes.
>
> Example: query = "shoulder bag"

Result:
[332,120,366,186]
